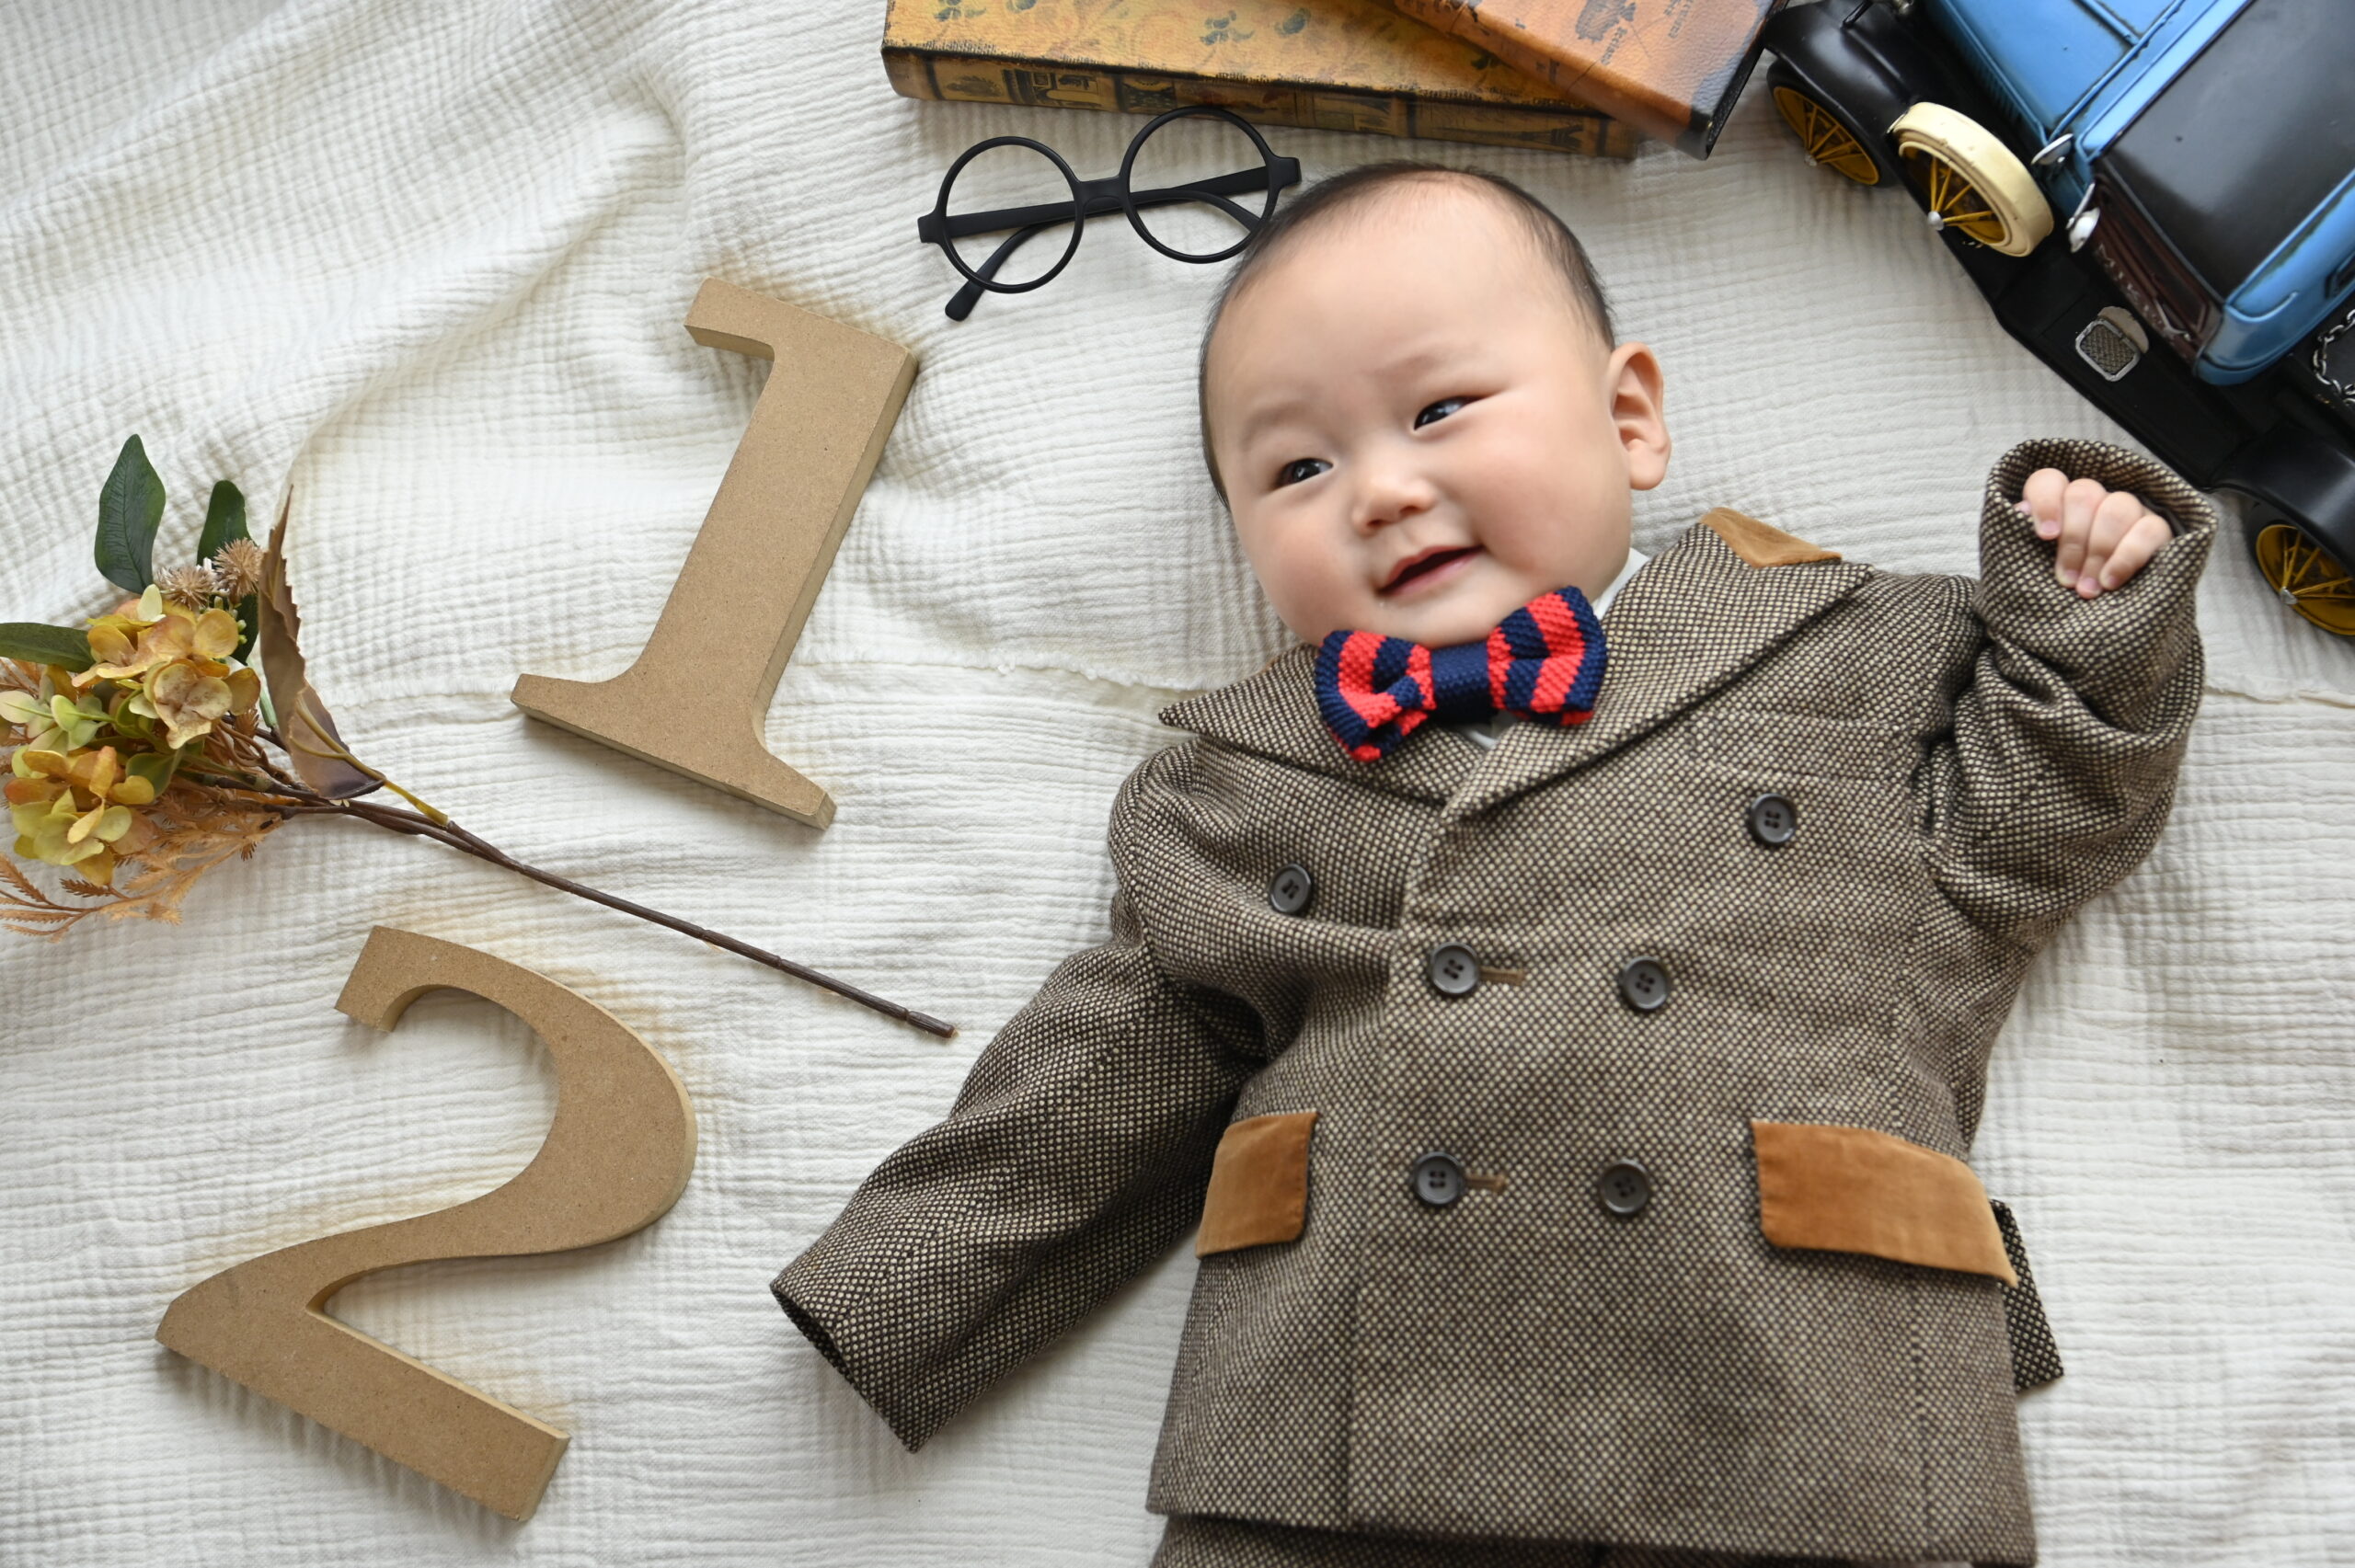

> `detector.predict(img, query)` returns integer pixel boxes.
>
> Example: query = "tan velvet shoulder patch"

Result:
[1701,507,1843,568]
[1196,1110,1317,1256]
[1751,1120,2015,1284]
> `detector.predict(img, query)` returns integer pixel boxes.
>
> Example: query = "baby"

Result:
[775,163,2214,1568]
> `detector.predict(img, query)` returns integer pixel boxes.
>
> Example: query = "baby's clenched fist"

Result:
[2016,466,2171,598]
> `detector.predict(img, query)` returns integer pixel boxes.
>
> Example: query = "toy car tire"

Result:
[1890,103,2052,258]
[2250,522,2355,635]
[1759,6,1920,190]
[1767,66,1890,188]
[2221,424,2355,636]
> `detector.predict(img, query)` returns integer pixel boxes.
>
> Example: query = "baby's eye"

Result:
[1414,396,1472,429]
[1275,457,1331,487]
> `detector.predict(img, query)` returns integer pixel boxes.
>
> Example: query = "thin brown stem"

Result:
[278,795,956,1039]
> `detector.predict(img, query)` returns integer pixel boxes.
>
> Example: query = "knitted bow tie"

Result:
[1314,586,1607,762]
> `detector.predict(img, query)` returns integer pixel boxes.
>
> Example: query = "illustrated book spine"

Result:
[881,0,1639,161]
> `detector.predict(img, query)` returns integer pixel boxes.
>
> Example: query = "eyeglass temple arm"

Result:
[1130,158,1301,208]
[945,222,1059,320]
[1125,185,1259,226]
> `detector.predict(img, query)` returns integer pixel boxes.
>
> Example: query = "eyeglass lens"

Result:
[1124,110,1272,260]
[945,143,1077,290]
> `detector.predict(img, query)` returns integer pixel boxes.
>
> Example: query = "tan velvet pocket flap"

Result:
[1752,1120,2016,1284]
[1196,1110,1317,1257]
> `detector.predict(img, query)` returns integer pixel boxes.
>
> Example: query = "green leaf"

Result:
[126,750,178,793]
[197,480,248,562]
[95,435,166,593]
[0,623,94,672]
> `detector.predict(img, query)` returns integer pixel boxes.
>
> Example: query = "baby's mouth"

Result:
[1380,544,1480,597]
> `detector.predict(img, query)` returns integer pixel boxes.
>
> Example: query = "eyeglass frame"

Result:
[916,104,1303,320]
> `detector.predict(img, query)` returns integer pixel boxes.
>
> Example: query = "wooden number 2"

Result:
[510,277,917,830]
[155,927,697,1521]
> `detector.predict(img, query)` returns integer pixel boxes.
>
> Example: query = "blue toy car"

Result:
[1760,0,2355,636]
[1937,0,2355,383]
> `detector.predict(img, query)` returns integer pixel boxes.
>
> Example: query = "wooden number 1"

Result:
[155,927,698,1521]
[510,278,918,830]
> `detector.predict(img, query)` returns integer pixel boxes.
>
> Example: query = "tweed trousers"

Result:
[1152,1514,1974,1567]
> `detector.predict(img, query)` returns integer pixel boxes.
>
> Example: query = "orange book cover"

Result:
[883,0,1639,160]
[1379,0,1783,156]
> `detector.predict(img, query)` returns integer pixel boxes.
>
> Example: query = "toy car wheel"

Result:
[1768,69,1882,186]
[1890,103,2052,258]
[2252,522,2355,635]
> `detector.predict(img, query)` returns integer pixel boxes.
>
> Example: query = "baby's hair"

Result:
[1196,160,1616,505]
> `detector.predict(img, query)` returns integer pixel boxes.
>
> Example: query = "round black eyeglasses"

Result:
[916,104,1303,321]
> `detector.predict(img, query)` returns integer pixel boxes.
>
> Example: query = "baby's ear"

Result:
[1607,341,1670,491]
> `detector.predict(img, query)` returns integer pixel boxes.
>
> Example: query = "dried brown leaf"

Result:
[258,495,375,800]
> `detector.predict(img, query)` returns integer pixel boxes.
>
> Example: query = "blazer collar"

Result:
[1157,508,1873,818]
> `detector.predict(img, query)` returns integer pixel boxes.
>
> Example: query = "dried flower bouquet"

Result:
[3,436,952,1037]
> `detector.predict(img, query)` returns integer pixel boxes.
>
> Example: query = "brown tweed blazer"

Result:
[773,438,2214,1565]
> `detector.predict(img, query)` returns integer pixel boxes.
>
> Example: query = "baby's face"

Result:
[1203,180,1669,649]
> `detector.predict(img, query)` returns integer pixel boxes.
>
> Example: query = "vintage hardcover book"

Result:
[1377,0,1782,157]
[882,0,1638,161]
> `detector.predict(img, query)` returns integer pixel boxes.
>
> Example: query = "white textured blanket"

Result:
[2,2,2349,1563]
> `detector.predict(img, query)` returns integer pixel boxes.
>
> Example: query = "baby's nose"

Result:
[1350,461,1437,530]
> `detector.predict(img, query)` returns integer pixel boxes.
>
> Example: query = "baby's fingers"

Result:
[2090,512,2172,593]
[2018,468,2070,540]
[2069,489,2153,594]
[2050,476,2113,587]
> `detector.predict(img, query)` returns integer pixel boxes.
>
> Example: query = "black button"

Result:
[1617,956,1671,1012]
[1597,1160,1652,1217]
[1747,793,1798,847]
[1410,1151,1465,1207]
[1426,944,1480,996]
[1268,863,1315,915]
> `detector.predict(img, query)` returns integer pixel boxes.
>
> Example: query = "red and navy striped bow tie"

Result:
[1314,586,1606,761]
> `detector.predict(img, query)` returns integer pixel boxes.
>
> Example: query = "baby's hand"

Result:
[2016,466,2172,598]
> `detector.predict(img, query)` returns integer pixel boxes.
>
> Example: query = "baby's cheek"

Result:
[1258,533,1360,639]
[1479,504,1609,594]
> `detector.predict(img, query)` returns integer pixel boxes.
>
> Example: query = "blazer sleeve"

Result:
[1919,437,2216,947]
[770,741,1261,1451]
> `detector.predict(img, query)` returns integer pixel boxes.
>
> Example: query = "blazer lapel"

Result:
[1157,508,1871,815]
[1156,644,1483,804]
[1446,509,1873,819]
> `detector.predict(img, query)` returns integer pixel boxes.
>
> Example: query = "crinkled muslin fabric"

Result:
[0,3,2349,1564]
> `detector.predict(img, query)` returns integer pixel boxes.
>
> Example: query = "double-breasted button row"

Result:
[1422,948,1675,1007]
[1407,1150,1656,1217]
